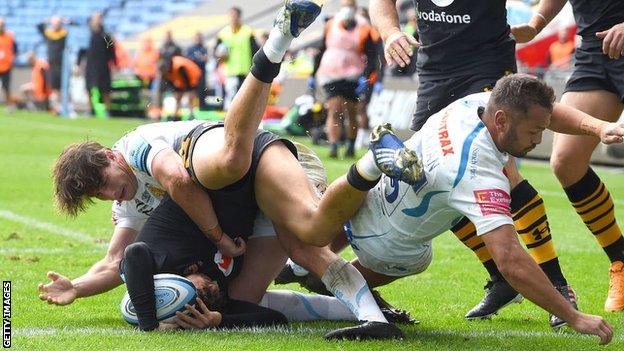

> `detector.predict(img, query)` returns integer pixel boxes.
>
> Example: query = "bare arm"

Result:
[370,0,419,67]
[150,148,245,257]
[549,103,624,144]
[511,0,568,43]
[38,226,137,305]
[370,0,401,42]
[482,225,613,345]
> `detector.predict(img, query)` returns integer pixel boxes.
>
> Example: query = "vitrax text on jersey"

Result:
[418,10,471,24]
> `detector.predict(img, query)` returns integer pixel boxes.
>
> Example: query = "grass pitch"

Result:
[1,110,623,350]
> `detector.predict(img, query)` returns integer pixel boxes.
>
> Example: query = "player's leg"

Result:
[552,89,624,312]
[272,223,389,323]
[260,290,357,321]
[191,0,321,189]
[253,142,375,246]
[344,98,358,157]
[227,235,288,303]
[325,94,345,158]
[172,90,183,120]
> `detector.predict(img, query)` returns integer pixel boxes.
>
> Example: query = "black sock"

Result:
[347,163,380,191]
[483,259,502,279]
[123,242,158,331]
[250,49,281,83]
[539,258,568,287]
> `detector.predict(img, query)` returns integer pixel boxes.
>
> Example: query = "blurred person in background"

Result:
[0,17,17,110]
[133,36,160,88]
[158,55,201,120]
[37,15,70,114]
[19,52,51,110]
[310,0,379,158]
[215,6,259,110]
[547,27,576,70]
[113,36,132,72]
[186,32,208,109]
[160,30,182,60]
[84,11,115,116]
[355,6,385,150]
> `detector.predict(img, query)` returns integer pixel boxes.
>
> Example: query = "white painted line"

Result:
[0,247,104,255]
[0,209,96,243]
[13,326,623,342]
[1,116,122,138]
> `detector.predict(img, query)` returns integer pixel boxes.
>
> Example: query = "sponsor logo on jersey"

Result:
[146,184,165,198]
[214,251,234,276]
[418,9,471,24]
[431,0,454,7]
[469,147,479,179]
[473,189,511,216]
[438,112,455,156]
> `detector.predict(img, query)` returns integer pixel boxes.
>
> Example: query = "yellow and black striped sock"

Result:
[512,180,567,286]
[564,167,624,262]
[451,217,499,277]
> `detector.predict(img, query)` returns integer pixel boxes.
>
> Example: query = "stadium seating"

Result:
[0,0,206,65]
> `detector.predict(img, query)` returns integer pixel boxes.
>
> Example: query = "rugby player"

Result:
[512,0,624,313]
[121,193,359,331]
[299,74,621,344]
[41,1,403,340]
[369,0,576,328]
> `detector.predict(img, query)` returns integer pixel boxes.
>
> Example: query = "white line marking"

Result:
[0,247,104,255]
[0,209,96,243]
[0,116,122,138]
[13,326,623,341]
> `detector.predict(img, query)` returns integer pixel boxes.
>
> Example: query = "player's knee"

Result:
[222,151,252,181]
[549,150,573,179]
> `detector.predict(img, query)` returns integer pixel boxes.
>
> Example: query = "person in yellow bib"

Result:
[215,6,259,110]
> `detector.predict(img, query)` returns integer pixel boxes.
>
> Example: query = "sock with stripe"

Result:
[511,180,567,286]
[451,217,496,273]
[564,167,624,262]
[320,257,387,323]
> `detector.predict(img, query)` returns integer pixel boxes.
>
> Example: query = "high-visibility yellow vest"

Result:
[217,24,254,77]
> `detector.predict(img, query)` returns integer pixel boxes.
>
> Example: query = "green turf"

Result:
[1,110,623,350]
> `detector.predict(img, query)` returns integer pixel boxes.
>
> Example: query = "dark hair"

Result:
[53,141,110,217]
[230,6,242,16]
[193,275,227,312]
[488,73,555,118]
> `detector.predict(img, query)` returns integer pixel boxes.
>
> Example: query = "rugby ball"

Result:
[120,273,197,325]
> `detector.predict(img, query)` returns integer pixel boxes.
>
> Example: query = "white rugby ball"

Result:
[120,273,197,325]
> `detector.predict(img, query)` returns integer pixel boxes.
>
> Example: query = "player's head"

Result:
[194,32,203,45]
[50,16,62,30]
[0,17,5,33]
[141,35,153,50]
[53,141,138,217]
[89,12,104,31]
[186,273,226,311]
[338,0,357,22]
[485,74,555,157]
[229,7,242,26]
[164,30,174,43]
